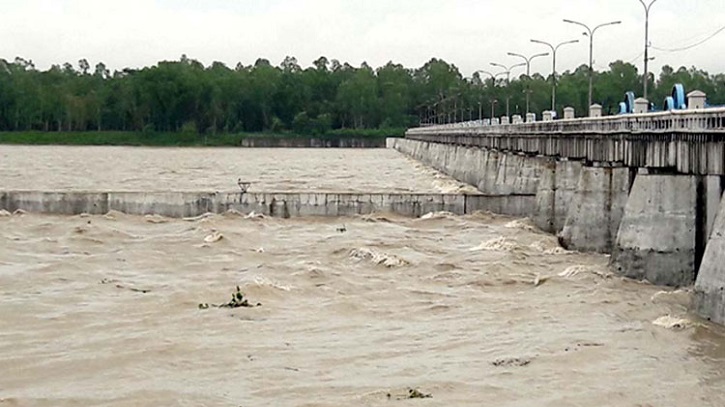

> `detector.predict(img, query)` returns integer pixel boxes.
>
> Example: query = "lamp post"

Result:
[490,62,526,117]
[531,39,579,112]
[563,18,622,108]
[506,52,549,113]
[639,0,658,100]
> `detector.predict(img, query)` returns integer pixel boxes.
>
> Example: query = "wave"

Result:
[244,211,267,220]
[652,315,693,330]
[0,209,10,217]
[203,231,224,244]
[349,248,410,268]
[558,265,612,279]
[145,214,170,224]
[469,237,518,252]
[420,211,457,220]
[505,218,540,233]
[651,289,692,307]
[183,213,216,222]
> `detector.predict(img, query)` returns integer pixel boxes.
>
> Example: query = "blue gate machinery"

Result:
[618,83,707,114]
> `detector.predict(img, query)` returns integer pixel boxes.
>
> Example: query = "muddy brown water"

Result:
[0,147,723,406]
[0,146,475,193]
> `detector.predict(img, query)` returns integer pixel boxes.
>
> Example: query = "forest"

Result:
[0,55,724,137]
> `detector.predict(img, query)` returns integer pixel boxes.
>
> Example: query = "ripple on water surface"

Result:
[0,212,724,406]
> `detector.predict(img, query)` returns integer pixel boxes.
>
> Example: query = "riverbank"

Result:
[0,129,404,147]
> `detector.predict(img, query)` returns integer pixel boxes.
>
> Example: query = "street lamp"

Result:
[563,18,622,108]
[490,62,526,117]
[531,39,579,112]
[506,51,549,113]
[474,70,506,86]
[639,0,658,100]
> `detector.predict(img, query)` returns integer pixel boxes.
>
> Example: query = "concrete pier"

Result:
[610,175,698,287]
[533,160,583,234]
[559,166,632,253]
[694,197,725,324]
[0,191,469,219]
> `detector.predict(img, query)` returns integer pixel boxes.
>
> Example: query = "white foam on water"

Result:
[469,237,518,252]
[420,211,456,220]
[349,247,410,268]
[203,231,224,244]
[652,315,693,330]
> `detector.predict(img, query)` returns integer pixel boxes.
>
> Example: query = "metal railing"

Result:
[408,107,725,136]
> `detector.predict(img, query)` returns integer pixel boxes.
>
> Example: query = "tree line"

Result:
[0,55,723,135]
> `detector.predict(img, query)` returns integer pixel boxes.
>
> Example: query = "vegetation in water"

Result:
[199,286,261,310]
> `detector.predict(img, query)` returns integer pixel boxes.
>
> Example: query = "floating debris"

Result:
[336,224,347,233]
[492,357,531,367]
[199,286,261,310]
[100,278,151,294]
[386,388,433,400]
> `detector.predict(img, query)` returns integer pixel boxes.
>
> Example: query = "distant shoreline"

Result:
[0,130,403,147]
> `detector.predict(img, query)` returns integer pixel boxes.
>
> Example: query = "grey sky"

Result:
[3,0,725,78]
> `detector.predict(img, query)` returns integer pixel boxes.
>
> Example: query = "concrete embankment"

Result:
[388,138,541,218]
[0,191,474,218]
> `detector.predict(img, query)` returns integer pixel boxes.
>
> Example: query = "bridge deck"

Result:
[406,108,725,175]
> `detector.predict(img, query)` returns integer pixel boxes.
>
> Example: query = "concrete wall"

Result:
[389,138,542,217]
[0,191,468,218]
[610,175,698,286]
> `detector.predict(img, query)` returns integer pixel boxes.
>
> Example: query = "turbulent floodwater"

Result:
[0,147,724,406]
[0,146,475,193]
[1,212,724,406]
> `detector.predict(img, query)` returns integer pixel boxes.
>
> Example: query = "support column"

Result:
[694,189,725,324]
[559,165,632,253]
[533,160,583,234]
[610,174,698,287]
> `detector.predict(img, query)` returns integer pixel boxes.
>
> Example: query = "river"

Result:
[0,147,723,406]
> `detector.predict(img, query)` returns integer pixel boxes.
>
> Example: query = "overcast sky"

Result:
[3,0,725,78]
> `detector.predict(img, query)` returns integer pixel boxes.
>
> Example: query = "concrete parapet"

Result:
[559,166,632,253]
[610,175,698,286]
[694,195,725,324]
[0,190,468,219]
[501,116,510,125]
